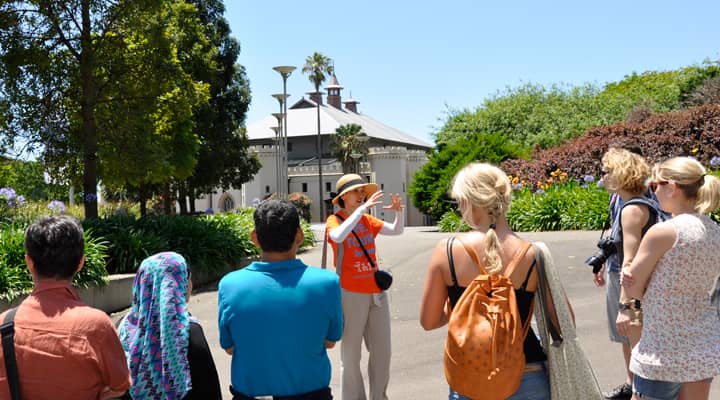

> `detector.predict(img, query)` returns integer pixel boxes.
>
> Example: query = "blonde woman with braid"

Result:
[420,163,550,400]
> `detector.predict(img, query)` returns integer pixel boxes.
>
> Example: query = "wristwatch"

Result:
[619,298,642,311]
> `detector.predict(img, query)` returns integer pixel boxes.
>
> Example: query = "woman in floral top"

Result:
[618,157,720,400]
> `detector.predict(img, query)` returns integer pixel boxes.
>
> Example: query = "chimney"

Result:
[325,73,343,109]
[307,91,322,105]
[343,92,360,113]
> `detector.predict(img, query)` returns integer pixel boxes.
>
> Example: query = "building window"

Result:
[302,183,308,192]
[265,185,270,193]
[288,142,293,152]
[326,182,331,192]
[381,183,384,190]
[220,194,235,213]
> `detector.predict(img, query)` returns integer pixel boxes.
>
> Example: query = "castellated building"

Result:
[193,74,432,225]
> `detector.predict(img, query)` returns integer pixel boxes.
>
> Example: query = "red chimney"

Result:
[326,74,343,109]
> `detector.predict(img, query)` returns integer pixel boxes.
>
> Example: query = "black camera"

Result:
[585,236,618,274]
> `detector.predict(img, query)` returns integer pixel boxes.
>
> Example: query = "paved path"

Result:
[187,227,719,399]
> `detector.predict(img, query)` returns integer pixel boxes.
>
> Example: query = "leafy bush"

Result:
[507,181,609,231]
[438,180,610,233]
[437,211,470,233]
[410,132,527,220]
[501,104,720,188]
[0,225,109,303]
[288,192,312,222]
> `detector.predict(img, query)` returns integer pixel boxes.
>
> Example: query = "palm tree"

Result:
[331,123,369,173]
[302,52,334,220]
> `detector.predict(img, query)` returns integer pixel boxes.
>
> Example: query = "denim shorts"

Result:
[633,375,713,400]
[605,269,629,344]
[449,362,550,400]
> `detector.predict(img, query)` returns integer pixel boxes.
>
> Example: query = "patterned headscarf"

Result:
[119,252,192,399]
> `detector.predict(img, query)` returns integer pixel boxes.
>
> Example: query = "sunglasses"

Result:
[649,180,669,192]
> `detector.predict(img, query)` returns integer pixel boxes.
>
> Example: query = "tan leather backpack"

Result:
[444,239,533,400]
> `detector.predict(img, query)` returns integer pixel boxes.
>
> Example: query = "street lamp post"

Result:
[273,66,296,198]
[272,112,285,196]
[270,125,282,195]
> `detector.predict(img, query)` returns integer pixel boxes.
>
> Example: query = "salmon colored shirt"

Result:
[327,211,385,293]
[0,280,131,400]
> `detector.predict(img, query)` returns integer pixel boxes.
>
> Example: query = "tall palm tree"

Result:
[331,123,369,173]
[302,52,334,220]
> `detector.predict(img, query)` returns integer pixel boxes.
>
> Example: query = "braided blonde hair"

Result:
[451,163,512,273]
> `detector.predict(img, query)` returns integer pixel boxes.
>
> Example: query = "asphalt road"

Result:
[186,227,719,399]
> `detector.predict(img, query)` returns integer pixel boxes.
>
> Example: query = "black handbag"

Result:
[334,213,393,291]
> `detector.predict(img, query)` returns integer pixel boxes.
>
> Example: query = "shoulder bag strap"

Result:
[321,224,329,269]
[334,213,377,270]
[1,307,22,400]
[533,243,563,343]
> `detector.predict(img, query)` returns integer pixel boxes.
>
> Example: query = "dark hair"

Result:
[253,199,300,252]
[337,197,345,208]
[25,215,85,280]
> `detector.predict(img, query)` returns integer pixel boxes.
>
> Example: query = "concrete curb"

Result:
[0,257,256,314]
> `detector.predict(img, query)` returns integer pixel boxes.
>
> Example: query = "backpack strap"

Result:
[503,242,532,279]
[446,237,459,287]
[1,307,22,400]
[455,237,489,275]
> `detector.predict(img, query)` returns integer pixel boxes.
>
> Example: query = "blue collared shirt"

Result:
[218,259,343,397]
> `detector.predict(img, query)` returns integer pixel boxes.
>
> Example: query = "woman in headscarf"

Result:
[119,252,221,399]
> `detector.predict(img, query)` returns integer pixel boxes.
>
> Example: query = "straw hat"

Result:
[331,174,379,205]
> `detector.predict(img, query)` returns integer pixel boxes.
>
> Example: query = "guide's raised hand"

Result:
[383,193,405,212]
[364,190,385,209]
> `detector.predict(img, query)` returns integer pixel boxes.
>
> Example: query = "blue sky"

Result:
[225,0,719,145]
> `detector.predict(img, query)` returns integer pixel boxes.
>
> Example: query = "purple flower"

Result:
[513,183,523,191]
[16,195,25,206]
[535,189,546,194]
[583,175,595,183]
[597,180,605,188]
[48,200,66,214]
[711,156,720,168]
[84,193,98,202]
[205,208,214,215]
[0,187,17,201]
[687,156,697,161]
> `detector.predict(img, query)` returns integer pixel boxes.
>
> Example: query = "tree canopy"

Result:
[0,1,256,217]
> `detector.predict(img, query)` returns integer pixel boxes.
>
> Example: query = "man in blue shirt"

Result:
[218,199,343,400]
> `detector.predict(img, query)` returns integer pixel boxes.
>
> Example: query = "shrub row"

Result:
[500,104,720,189]
[438,180,610,233]
[0,210,316,302]
[0,225,109,302]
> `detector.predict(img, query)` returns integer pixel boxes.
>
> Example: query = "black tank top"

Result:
[445,237,547,364]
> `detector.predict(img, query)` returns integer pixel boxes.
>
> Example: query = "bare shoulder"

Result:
[642,221,676,251]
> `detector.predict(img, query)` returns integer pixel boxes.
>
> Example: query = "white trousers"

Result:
[341,290,391,400]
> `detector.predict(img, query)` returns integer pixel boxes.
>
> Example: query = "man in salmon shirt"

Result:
[326,174,405,400]
[0,215,131,400]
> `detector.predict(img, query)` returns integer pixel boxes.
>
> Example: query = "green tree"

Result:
[330,123,369,173]
[302,52,333,218]
[181,0,259,214]
[409,133,526,220]
[0,1,209,218]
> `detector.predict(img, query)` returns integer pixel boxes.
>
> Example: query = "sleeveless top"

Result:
[630,213,720,381]
[445,237,547,364]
